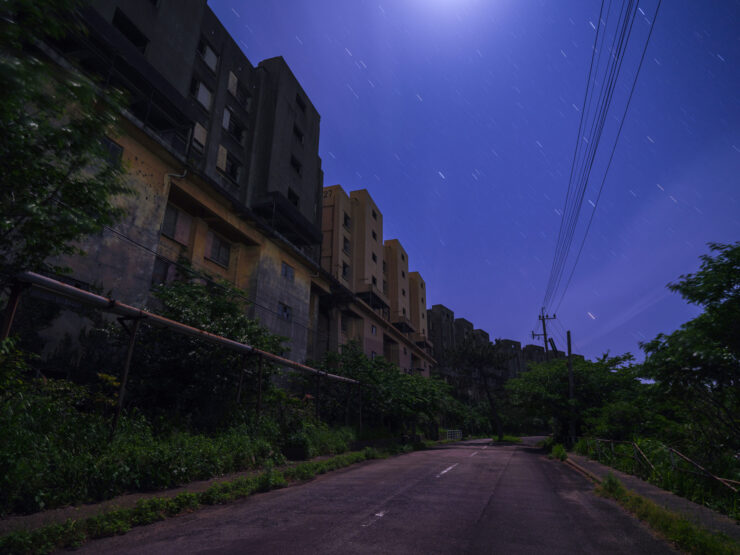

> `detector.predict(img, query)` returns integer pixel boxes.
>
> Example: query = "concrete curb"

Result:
[563,457,603,484]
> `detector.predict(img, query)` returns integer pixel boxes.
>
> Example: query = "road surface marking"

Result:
[482,446,488,450]
[470,451,478,457]
[361,510,387,527]
[436,463,459,478]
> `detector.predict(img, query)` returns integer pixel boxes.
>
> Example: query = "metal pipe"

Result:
[17,272,358,384]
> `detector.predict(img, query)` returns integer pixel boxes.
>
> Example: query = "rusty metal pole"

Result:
[111,318,142,439]
[236,354,246,404]
[1,282,24,341]
[257,354,263,417]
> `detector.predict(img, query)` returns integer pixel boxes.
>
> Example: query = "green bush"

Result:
[550,443,567,461]
[600,473,626,498]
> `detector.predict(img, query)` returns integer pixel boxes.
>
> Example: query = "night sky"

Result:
[209,0,739,361]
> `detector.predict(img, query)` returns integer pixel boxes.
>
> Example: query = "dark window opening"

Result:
[161,203,192,245]
[372,252,377,263]
[279,302,293,321]
[372,209,377,220]
[288,187,299,207]
[100,136,123,167]
[223,151,241,181]
[372,276,377,285]
[290,155,302,175]
[293,124,304,144]
[112,8,149,53]
[207,230,231,267]
[222,107,246,143]
[281,262,295,282]
[372,230,377,240]
[197,37,218,71]
[151,257,174,285]
[343,236,351,254]
[190,79,212,110]
[343,212,351,230]
[342,262,350,281]
[296,93,306,112]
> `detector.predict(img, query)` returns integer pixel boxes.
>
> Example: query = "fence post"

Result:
[0,282,24,341]
[111,317,142,439]
[257,354,263,417]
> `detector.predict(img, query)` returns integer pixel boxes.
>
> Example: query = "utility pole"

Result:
[567,330,575,447]
[532,308,556,360]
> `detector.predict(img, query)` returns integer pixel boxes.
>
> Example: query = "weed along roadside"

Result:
[0,443,445,554]
[553,448,740,555]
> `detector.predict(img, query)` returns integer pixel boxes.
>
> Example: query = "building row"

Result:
[427,303,582,383]
[37,0,434,375]
[35,0,575,379]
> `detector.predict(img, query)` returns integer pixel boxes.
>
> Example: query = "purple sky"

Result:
[209,0,739,361]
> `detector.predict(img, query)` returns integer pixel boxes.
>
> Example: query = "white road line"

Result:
[470,451,478,457]
[436,463,459,478]
[361,510,387,527]
[482,446,488,450]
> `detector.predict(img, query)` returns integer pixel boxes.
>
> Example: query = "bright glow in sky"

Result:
[209,0,739,360]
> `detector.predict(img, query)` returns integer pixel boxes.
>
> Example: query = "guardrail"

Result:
[585,438,737,494]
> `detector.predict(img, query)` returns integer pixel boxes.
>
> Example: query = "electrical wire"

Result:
[545,0,635,310]
[547,0,637,309]
[554,0,662,313]
[543,0,606,309]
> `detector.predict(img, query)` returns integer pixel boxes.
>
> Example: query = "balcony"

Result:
[355,280,389,312]
[411,331,433,352]
[392,313,415,334]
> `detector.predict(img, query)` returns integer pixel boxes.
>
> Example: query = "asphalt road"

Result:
[75,439,675,554]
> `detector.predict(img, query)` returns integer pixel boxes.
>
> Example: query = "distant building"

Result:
[320,185,434,375]
[428,304,456,366]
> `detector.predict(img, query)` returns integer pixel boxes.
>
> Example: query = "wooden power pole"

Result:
[532,308,556,360]
[567,330,576,447]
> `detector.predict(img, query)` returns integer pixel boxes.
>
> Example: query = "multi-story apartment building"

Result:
[454,318,474,347]
[320,185,434,376]
[43,0,328,362]
[428,304,456,364]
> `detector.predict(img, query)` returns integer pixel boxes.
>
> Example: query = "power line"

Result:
[543,0,606,309]
[542,0,661,316]
[554,0,662,312]
[545,0,636,311]
[547,0,637,309]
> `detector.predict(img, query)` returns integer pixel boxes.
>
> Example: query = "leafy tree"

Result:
[0,0,128,292]
[641,242,740,452]
[73,269,286,430]
[317,342,452,437]
[506,354,648,444]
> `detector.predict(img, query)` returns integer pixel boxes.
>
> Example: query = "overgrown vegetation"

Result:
[507,243,740,519]
[596,474,739,555]
[0,0,129,292]
[0,447,388,554]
